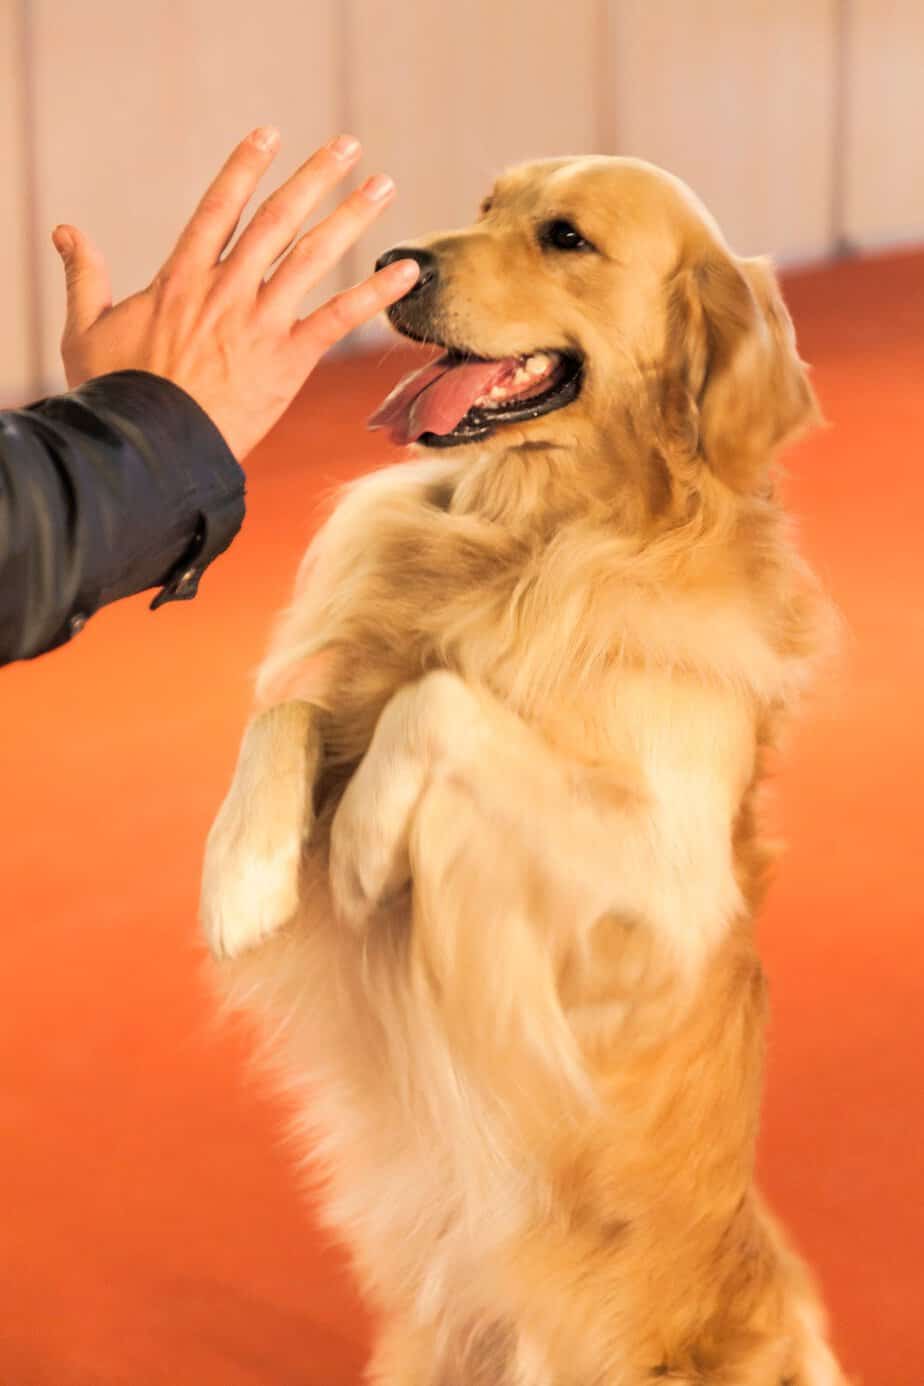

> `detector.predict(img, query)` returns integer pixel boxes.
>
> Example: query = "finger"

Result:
[294,258,421,357]
[223,134,362,283]
[166,126,281,273]
[53,224,112,336]
[260,173,396,318]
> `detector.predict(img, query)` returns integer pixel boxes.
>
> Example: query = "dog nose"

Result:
[375,247,438,294]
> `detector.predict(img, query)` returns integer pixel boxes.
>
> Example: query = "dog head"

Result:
[370,157,818,497]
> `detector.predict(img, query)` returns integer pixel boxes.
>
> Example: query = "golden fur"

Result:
[201,157,845,1384]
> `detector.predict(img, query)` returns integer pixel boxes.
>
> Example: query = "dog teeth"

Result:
[474,355,554,412]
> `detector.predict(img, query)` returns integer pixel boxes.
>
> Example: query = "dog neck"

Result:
[425,423,835,710]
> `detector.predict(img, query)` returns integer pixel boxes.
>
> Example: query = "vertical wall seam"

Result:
[335,0,357,296]
[830,0,853,256]
[330,0,370,354]
[594,0,614,154]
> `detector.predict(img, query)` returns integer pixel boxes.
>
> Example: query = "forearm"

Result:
[0,370,244,665]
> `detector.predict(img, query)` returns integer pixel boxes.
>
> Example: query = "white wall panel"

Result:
[842,0,924,248]
[605,0,839,262]
[346,0,602,263]
[31,0,343,390]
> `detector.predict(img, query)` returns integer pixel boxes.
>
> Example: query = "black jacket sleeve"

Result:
[0,370,245,666]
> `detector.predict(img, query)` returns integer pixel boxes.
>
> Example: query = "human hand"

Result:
[52,129,419,459]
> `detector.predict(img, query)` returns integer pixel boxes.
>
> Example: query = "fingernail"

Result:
[51,225,73,255]
[251,126,280,152]
[390,259,420,286]
[363,173,395,203]
[327,133,361,162]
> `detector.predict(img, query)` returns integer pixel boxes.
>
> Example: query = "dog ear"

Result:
[666,253,820,490]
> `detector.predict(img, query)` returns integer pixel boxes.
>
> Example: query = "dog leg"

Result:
[328,672,481,930]
[200,700,321,959]
[329,669,630,937]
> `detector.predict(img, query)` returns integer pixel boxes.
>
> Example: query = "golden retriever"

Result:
[200,156,846,1385]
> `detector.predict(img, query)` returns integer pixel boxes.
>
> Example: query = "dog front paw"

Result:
[328,770,414,931]
[327,673,481,930]
[199,702,319,960]
[200,824,303,960]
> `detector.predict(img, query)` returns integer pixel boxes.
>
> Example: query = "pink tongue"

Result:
[368,356,514,444]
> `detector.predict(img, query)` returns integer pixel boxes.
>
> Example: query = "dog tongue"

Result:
[368,355,513,444]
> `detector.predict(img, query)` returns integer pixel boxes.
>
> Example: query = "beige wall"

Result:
[2,0,923,399]
[842,0,924,248]
[605,0,840,260]
[345,0,601,261]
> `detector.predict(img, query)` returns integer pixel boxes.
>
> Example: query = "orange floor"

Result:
[1,250,922,1386]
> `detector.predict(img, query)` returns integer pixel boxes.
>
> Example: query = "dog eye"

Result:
[540,219,595,253]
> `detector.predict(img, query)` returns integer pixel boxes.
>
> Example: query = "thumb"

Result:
[53,224,112,335]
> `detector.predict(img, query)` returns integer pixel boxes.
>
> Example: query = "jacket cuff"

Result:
[149,488,245,608]
[64,370,246,615]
